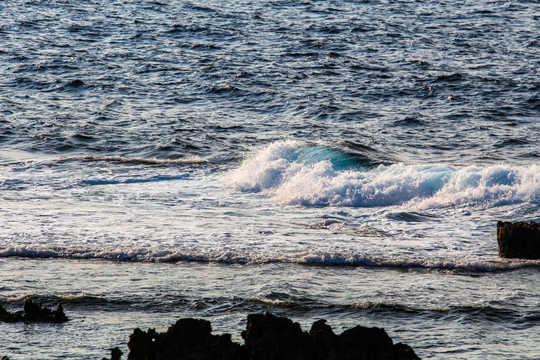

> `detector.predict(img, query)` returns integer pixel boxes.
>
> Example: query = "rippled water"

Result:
[1,1,539,359]
[2,0,539,163]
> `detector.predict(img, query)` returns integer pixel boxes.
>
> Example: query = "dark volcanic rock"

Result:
[120,312,420,360]
[102,348,123,360]
[497,221,540,259]
[0,299,68,323]
[242,313,319,360]
[127,318,246,360]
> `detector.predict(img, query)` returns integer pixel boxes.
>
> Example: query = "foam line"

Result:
[1,246,538,272]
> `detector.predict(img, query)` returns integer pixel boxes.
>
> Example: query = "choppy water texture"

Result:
[0,0,539,359]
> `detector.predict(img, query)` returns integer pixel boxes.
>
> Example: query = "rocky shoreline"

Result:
[103,312,421,360]
[0,301,420,359]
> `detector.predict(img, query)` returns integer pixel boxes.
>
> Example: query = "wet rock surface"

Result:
[114,312,420,360]
[0,299,68,323]
[497,221,540,259]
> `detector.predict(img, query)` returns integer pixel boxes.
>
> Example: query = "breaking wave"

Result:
[226,141,540,210]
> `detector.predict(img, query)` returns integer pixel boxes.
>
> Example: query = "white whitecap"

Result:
[225,141,540,210]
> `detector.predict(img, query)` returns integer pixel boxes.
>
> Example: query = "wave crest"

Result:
[226,141,540,210]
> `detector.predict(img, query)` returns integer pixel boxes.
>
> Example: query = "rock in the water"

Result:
[242,313,319,360]
[102,347,123,360]
[497,221,540,259]
[127,318,245,360]
[0,299,68,323]
[123,312,420,360]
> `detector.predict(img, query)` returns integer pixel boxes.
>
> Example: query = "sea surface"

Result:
[1,0,539,359]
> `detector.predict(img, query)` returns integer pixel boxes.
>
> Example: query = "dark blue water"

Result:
[1,1,539,359]
[1,0,538,163]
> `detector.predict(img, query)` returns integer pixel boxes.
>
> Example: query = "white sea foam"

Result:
[1,245,537,272]
[223,140,303,192]
[227,141,540,210]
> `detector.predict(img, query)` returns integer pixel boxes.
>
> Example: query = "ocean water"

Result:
[0,0,539,359]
